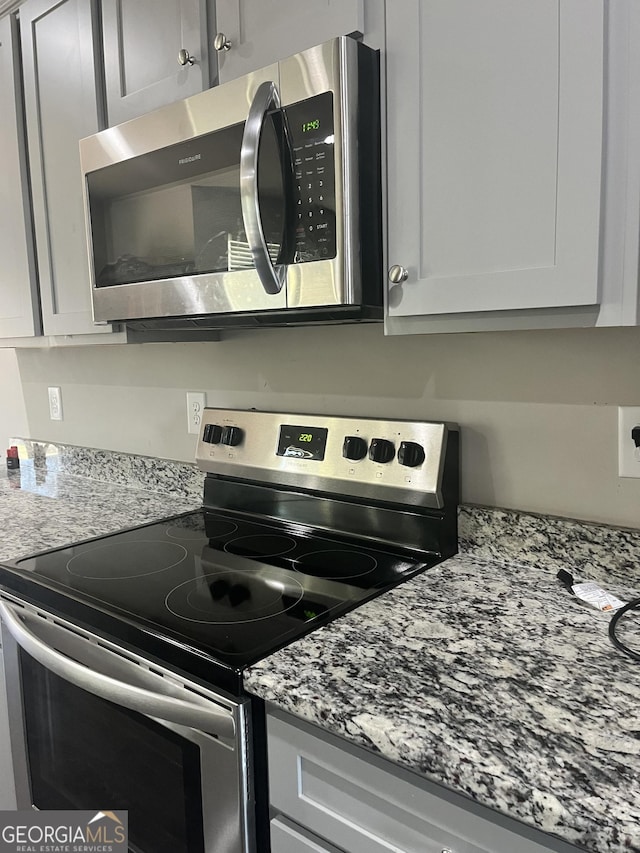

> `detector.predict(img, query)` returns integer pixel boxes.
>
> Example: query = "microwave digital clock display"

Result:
[276,425,328,461]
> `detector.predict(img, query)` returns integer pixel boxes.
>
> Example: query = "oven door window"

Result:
[19,651,205,853]
[87,114,291,288]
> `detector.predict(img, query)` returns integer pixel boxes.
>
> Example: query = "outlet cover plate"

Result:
[618,406,640,477]
[48,386,63,421]
[186,392,206,435]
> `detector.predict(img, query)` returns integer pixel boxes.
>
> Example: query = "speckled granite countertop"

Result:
[2,441,640,853]
[245,508,640,853]
[0,441,201,562]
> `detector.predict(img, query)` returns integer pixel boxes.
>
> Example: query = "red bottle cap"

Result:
[6,446,19,459]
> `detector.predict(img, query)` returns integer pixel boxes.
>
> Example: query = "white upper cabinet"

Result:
[20,0,116,337]
[213,0,365,84]
[102,0,211,126]
[385,0,606,333]
[0,13,39,339]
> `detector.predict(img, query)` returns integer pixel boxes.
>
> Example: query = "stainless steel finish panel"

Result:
[80,63,280,171]
[279,38,359,308]
[240,81,287,295]
[0,639,17,809]
[1,615,30,810]
[196,409,451,509]
[0,600,235,739]
[0,594,254,853]
[81,38,368,325]
[92,269,286,322]
[82,62,283,323]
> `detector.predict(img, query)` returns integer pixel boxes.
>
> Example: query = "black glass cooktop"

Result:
[1,509,439,691]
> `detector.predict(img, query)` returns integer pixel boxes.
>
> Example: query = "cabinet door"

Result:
[271,817,344,853]
[20,0,115,337]
[385,0,604,325]
[0,13,40,339]
[214,0,364,83]
[268,711,578,853]
[102,0,210,126]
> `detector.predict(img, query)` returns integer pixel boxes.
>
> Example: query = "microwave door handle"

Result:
[240,80,287,295]
[0,600,235,740]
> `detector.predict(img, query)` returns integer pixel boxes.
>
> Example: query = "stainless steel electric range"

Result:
[0,409,459,853]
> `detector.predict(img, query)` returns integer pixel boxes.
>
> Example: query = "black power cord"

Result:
[609,597,640,661]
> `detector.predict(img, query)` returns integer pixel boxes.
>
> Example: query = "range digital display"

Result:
[276,425,328,461]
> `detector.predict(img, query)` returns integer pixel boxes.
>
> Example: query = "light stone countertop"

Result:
[0,444,201,562]
[245,508,640,853]
[2,443,640,853]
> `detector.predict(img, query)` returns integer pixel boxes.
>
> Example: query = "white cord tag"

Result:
[572,582,626,612]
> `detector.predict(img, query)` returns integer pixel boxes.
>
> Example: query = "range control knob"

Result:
[221,425,243,447]
[398,441,425,467]
[203,424,222,444]
[368,438,395,464]
[342,435,368,461]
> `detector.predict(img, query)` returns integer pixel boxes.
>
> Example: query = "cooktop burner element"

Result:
[7,510,432,674]
[224,534,298,558]
[66,540,188,579]
[166,568,305,624]
[0,409,459,692]
[193,518,237,540]
[294,550,378,579]
[165,524,211,541]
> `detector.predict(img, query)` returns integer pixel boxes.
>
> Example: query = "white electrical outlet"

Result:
[186,392,206,435]
[618,406,640,477]
[48,386,63,421]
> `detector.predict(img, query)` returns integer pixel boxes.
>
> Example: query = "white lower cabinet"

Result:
[271,816,345,853]
[0,642,16,810]
[267,709,580,853]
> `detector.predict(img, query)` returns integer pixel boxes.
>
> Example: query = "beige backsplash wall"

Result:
[0,348,28,449]
[13,323,640,529]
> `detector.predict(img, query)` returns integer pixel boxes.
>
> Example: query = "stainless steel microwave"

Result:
[79,38,381,332]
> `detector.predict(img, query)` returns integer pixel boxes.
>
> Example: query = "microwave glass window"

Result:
[87,116,289,288]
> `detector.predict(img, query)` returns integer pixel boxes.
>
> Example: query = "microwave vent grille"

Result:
[227,237,279,271]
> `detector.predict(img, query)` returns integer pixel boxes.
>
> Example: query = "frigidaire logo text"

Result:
[178,153,201,165]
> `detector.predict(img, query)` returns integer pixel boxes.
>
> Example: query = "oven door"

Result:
[0,596,254,853]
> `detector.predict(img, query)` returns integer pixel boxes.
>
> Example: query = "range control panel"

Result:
[196,409,457,509]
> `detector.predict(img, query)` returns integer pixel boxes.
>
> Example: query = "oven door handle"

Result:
[0,600,235,740]
[240,80,288,295]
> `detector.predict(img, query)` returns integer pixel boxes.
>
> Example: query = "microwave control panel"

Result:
[286,93,336,264]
